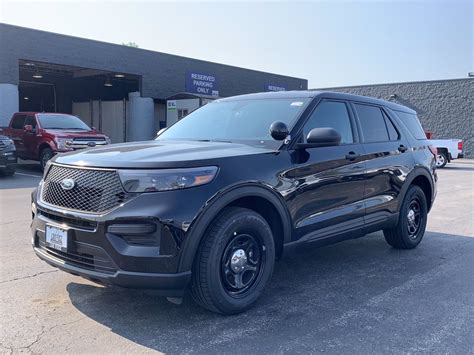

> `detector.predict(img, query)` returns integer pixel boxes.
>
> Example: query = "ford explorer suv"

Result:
[2,112,110,170]
[0,135,17,176]
[32,91,437,314]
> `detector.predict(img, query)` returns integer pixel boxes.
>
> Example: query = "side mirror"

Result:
[269,121,289,141]
[297,127,341,149]
[24,124,34,133]
[91,126,97,132]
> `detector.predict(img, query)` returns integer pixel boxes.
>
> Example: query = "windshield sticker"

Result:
[291,101,304,107]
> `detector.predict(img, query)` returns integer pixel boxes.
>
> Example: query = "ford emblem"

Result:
[87,141,96,147]
[60,178,75,191]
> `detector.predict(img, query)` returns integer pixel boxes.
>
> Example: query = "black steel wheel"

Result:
[191,207,275,314]
[221,233,264,296]
[406,198,422,238]
[384,185,428,249]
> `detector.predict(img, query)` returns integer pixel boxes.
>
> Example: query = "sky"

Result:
[1,0,472,88]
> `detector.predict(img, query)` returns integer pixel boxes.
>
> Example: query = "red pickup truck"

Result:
[1,112,110,170]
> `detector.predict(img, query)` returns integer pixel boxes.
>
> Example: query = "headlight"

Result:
[118,166,218,193]
[105,137,111,144]
[43,160,52,178]
[54,138,73,150]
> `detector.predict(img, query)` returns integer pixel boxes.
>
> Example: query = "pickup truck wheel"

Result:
[191,207,275,315]
[40,148,53,171]
[435,152,448,168]
[383,185,428,249]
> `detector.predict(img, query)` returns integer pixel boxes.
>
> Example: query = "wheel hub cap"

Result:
[231,249,248,272]
[407,199,422,238]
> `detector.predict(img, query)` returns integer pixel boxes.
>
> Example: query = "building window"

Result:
[178,109,189,120]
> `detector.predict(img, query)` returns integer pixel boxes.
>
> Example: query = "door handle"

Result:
[398,145,408,153]
[345,151,360,161]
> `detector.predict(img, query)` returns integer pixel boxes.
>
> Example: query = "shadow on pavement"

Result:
[17,160,43,174]
[0,160,42,190]
[66,231,474,353]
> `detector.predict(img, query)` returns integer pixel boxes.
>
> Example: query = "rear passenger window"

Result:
[393,110,426,140]
[11,115,25,129]
[303,101,354,144]
[354,104,389,143]
[382,111,399,141]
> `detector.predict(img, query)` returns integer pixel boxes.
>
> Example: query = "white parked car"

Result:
[428,139,464,168]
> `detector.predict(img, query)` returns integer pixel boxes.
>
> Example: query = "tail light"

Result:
[428,145,437,157]
[458,141,463,151]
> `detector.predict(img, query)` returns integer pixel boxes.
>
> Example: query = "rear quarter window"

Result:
[11,115,26,129]
[393,110,426,140]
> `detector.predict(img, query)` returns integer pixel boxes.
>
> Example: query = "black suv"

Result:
[32,91,437,314]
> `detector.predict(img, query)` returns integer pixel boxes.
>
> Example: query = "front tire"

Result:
[191,207,275,315]
[39,148,53,171]
[384,185,428,249]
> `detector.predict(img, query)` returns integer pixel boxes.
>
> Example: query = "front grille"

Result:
[70,137,108,149]
[41,164,128,213]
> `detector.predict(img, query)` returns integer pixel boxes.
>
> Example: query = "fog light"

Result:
[107,223,156,235]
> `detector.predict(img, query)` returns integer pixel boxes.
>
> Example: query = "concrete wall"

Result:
[0,83,18,126]
[317,79,474,157]
[0,24,308,100]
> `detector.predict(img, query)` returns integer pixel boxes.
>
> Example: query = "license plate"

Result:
[45,225,68,252]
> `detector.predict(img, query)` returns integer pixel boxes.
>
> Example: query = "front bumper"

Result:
[30,183,213,296]
[34,246,190,295]
[0,150,17,169]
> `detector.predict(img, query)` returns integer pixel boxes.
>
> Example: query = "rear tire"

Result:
[384,185,428,249]
[39,148,53,171]
[436,151,448,168]
[191,207,275,315]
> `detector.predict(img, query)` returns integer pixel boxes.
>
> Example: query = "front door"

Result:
[284,100,366,241]
[22,115,38,159]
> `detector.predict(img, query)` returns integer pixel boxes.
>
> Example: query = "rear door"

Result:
[9,114,26,156]
[351,102,414,226]
[285,99,366,241]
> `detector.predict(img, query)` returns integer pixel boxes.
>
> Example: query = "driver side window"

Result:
[302,101,354,144]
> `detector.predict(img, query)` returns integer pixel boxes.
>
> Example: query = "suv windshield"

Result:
[157,98,310,146]
[38,114,91,130]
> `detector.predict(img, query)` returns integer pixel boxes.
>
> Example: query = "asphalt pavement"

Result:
[0,159,473,354]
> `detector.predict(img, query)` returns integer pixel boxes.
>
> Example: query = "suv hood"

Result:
[53,140,276,168]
